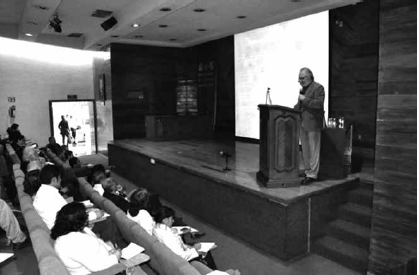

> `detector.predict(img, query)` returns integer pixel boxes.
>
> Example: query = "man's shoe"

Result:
[13,237,31,250]
[301,177,316,186]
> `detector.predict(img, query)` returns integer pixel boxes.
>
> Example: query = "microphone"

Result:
[299,88,304,95]
[266,87,272,105]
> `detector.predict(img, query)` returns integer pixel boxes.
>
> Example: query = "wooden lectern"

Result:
[257,105,301,188]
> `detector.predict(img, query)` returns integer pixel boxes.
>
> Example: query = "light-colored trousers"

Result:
[0,199,26,243]
[300,128,321,179]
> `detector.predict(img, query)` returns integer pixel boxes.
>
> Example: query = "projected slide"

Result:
[235,11,329,139]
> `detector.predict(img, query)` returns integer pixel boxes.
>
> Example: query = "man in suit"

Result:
[294,68,325,185]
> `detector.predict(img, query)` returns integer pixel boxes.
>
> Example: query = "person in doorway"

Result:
[58,115,70,145]
[294,67,325,185]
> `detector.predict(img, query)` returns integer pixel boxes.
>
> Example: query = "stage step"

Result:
[326,219,371,250]
[339,202,372,228]
[312,235,369,273]
[348,187,373,207]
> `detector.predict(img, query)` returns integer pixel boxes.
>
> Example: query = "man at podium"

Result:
[294,68,325,185]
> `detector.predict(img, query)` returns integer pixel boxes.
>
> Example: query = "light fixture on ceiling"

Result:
[237,15,247,19]
[197,28,206,32]
[159,24,168,28]
[160,7,172,12]
[132,23,140,28]
[193,8,205,12]
[27,21,38,25]
[25,33,33,37]
[34,5,49,11]
[134,35,143,39]
[49,14,62,33]
[169,38,177,41]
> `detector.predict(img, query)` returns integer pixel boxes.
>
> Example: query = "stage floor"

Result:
[110,138,360,204]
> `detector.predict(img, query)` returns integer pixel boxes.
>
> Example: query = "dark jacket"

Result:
[294,81,325,132]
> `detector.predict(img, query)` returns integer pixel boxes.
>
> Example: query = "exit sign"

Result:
[7,97,15,102]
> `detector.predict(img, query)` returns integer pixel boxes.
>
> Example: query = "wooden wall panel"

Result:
[329,0,379,166]
[368,0,417,274]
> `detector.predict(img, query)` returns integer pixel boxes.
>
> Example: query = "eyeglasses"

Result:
[298,76,308,81]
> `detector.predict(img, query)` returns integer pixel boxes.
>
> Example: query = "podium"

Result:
[257,105,301,188]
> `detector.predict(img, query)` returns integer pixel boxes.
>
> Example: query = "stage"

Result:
[108,138,360,260]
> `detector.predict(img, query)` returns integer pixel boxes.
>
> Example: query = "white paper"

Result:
[197,242,216,253]
[0,253,14,263]
[121,243,145,260]
[172,226,198,234]
[81,200,94,208]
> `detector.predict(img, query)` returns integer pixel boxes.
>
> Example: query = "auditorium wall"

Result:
[0,44,95,145]
[329,0,379,168]
[110,36,235,140]
[368,0,417,274]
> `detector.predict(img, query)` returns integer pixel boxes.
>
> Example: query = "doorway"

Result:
[49,100,97,157]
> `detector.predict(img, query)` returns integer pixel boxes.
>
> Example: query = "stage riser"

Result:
[109,143,309,260]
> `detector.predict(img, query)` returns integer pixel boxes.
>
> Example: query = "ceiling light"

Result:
[169,38,177,41]
[97,44,102,46]
[132,23,140,28]
[27,21,38,25]
[111,35,120,38]
[193,8,205,12]
[237,16,247,19]
[197,28,206,32]
[159,24,168,28]
[49,14,62,33]
[25,33,33,37]
[134,35,143,38]
[34,5,49,10]
[160,7,171,12]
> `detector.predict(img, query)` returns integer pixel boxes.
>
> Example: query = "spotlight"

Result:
[49,14,62,33]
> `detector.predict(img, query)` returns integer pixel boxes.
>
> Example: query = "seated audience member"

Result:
[153,206,217,269]
[51,202,147,275]
[33,164,68,229]
[69,157,81,169]
[127,188,154,235]
[88,164,107,196]
[11,134,26,161]
[0,198,31,249]
[61,177,84,202]
[63,150,74,165]
[68,157,92,178]
[102,178,128,213]
[23,161,42,197]
[46,136,62,157]
[6,123,21,143]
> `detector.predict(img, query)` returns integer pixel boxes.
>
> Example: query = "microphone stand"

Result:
[223,154,231,171]
[220,151,231,171]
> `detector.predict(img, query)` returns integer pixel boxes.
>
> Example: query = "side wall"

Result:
[329,0,379,169]
[368,0,417,274]
[0,43,95,145]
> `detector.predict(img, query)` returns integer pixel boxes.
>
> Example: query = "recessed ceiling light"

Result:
[169,38,177,41]
[97,44,102,46]
[160,7,171,12]
[27,21,38,25]
[159,24,168,28]
[111,35,119,38]
[25,33,33,37]
[197,28,206,32]
[132,23,140,28]
[237,15,247,19]
[134,35,143,38]
[34,5,49,10]
[193,8,205,12]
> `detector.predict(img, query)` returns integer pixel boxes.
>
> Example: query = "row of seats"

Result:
[6,145,140,275]
[44,149,212,275]
[5,144,70,275]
